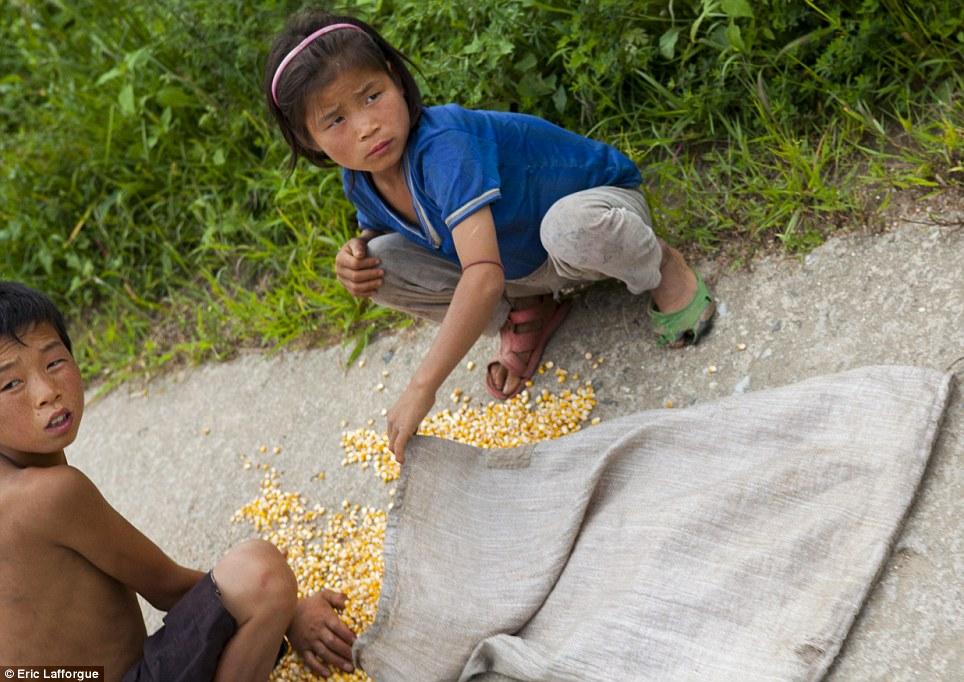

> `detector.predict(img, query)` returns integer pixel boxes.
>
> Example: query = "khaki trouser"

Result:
[366,186,662,336]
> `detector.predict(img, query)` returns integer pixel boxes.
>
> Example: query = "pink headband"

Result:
[271,23,366,107]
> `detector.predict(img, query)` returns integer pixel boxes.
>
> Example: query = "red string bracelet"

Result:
[461,259,504,273]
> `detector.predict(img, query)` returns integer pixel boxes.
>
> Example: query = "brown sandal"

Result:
[485,296,572,400]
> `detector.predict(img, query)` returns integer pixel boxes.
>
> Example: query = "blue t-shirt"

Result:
[341,105,642,279]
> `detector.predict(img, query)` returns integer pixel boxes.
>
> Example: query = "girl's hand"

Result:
[387,383,436,463]
[287,589,357,677]
[335,237,384,298]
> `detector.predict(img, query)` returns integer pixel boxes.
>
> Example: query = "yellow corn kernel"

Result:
[236,360,601,682]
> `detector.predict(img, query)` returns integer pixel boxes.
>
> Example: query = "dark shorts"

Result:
[122,572,288,682]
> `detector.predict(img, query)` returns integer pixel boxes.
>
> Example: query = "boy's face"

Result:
[0,322,83,467]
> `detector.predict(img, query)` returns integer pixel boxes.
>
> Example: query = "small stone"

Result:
[375,383,385,392]
[380,408,387,416]
[664,399,675,408]
[273,446,282,455]
[466,360,476,370]
[584,352,593,360]
[357,358,366,368]
[259,445,268,454]
[201,427,211,436]
[737,343,747,351]
[340,419,348,428]
[707,365,718,374]
[382,370,390,377]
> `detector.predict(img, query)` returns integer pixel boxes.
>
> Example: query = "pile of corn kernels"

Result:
[234,363,597,681]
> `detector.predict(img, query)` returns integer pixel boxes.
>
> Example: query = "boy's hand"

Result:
[287,589,357,677]
[335,237,383,298]
[387,383,436,464]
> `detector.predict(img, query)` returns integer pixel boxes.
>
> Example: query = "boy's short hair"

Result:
[0,281,73,354]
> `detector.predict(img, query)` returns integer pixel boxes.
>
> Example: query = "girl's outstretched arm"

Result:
[386,207,504,461]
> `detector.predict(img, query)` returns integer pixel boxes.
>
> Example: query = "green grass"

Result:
[2,0,962,389]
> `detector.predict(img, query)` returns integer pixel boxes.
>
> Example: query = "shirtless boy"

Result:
[0,282,357,680]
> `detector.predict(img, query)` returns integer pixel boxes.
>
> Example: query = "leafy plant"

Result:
[2,0,961,385]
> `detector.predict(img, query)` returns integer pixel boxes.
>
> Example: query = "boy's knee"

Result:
[214,539,297,622]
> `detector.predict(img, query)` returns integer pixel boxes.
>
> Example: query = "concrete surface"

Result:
[69,199,963,680]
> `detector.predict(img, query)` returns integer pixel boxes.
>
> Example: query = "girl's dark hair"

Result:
[264,10,422,170]
[0,282,73,355]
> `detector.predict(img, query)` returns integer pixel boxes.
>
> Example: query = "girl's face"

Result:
[304,66,411,181]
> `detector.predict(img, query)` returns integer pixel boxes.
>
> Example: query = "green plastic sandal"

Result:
[648,272,717,348]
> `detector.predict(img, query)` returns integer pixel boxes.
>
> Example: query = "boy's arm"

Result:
[387,206,504,460]
[31,465,203,611]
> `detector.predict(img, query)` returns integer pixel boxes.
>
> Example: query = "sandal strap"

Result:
[506,299,553,325]
[492,296,567,378]
[500,326,542,354]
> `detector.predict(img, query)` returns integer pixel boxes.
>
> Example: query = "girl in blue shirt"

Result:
[265,10,715,463]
